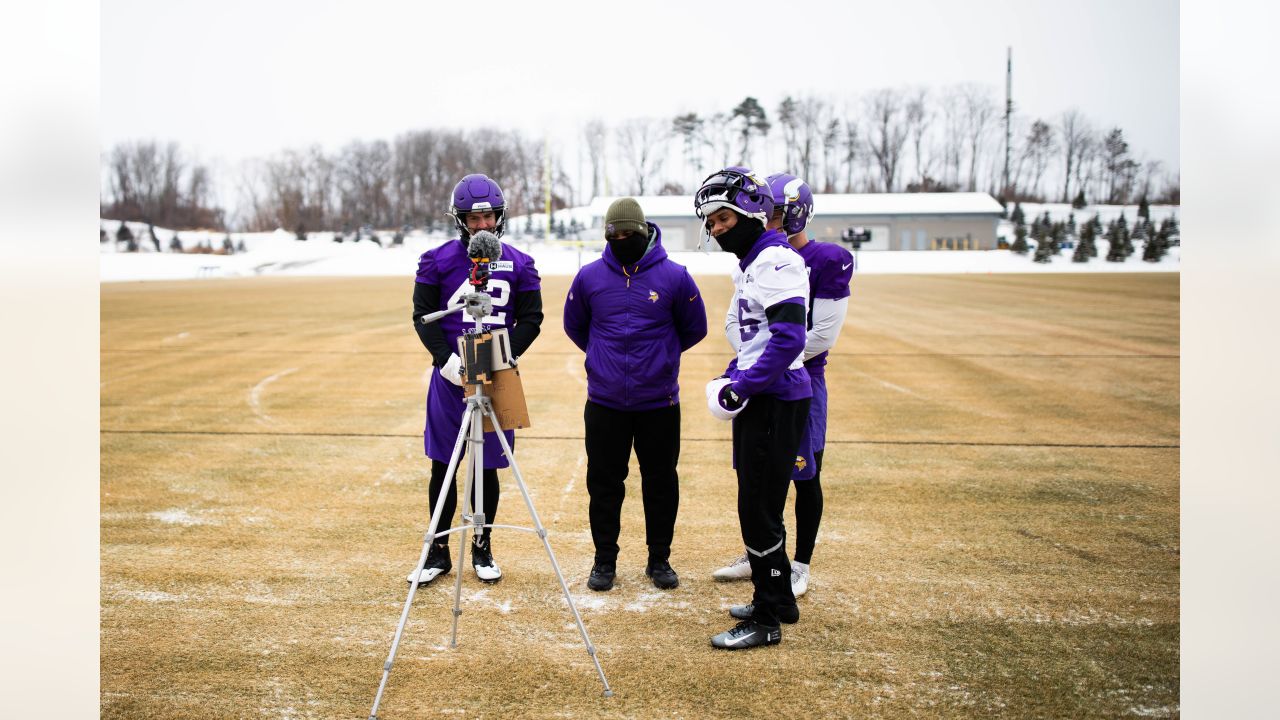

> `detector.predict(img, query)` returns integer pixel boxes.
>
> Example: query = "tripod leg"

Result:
[485,406,614,697]
[449,437,477,649]
[369,403,477,719]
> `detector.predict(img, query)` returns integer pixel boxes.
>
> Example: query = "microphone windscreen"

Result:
[468,230,502,260]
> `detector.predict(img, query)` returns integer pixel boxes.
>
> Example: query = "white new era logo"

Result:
[771,568,781,577]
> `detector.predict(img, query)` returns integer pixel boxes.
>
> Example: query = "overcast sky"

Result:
[102,0,1179,181]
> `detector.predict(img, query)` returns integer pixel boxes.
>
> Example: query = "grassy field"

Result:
[101,272,1179,719]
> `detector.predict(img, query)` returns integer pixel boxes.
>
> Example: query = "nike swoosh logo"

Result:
[774,263,791,271]
[689,294,698,301]
[725,631,757,646]
[842,263,852,270]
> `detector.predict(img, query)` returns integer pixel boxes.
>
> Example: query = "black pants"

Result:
[584,401,680,564]
[732,394,811,626]
[428,459,498,545]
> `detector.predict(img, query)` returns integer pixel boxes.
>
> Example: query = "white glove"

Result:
[441,353,465,387]
[705,377,748,421]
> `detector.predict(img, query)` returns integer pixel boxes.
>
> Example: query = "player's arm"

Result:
[509,289,543,358]
[674,271,708,351]
[562,274,590,352]
[731,298,806,397]
[803,249,854,360]
[412,281,453,368]
[724,291,741,352]
[804,297,849,361]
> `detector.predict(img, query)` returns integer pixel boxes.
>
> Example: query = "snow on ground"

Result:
[99,205,1179,283]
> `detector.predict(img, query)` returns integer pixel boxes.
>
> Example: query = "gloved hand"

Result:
[441,353,465,387]
[705,377,748,421]
[718,383,745,412]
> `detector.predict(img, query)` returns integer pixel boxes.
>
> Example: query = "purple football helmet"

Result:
[694,166,774,228]
[767,173,815,236]
[449,173,506,239]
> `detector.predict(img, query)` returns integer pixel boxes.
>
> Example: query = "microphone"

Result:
[467,230,502,289]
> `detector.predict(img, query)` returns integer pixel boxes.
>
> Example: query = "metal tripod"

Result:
[369,293,612,720]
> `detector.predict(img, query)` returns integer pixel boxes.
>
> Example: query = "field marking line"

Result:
[564,355,586,387]
[249,368,298,424]
[851,368,925,399]
[549,453,585,526]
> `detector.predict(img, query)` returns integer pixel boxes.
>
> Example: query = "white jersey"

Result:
[729,244,810,372]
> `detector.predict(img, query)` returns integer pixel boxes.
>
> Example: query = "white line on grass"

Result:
[249,368,297,424]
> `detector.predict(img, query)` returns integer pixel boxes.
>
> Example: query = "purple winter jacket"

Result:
[563,222,708,411]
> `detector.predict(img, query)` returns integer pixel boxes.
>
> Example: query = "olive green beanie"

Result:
[604,198,647,237]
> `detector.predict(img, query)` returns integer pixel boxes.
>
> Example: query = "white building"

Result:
[587,192,1007,252]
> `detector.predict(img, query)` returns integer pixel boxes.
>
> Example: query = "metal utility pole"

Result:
[1003,46,1013,200]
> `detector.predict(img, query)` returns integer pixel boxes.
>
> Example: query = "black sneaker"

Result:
[645,559,679,589]
[406,542,452,584]
[710,620,782,649]
[587,562,616,591]
[471,536,502,583]
[729,603,799,624]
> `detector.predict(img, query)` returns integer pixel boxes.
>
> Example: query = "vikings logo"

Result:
[648,290,659,303]
[794,456,807,471]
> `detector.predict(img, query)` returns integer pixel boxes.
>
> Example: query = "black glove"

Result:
[718,383,745,412]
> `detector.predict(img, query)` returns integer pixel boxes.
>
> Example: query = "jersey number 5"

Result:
[737,298,760,343]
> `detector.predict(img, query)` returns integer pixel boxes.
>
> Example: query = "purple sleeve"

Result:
[415,250,438,284]
[563,273,589,352]
[732,297,806,397]
[811,245,853,300]
[675,270,707,352]
[517,250,542,292]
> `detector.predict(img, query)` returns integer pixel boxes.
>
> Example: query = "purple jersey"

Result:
[415,239,541,346]
[416,239,541,467]
[796,240,853,376]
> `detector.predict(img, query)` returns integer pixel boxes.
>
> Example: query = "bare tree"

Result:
[776,96,800,171]
[795,97,828,185]
[1058,108,1090,202]
[616,118,668,195]
[865,88,909,193]
[938,86,967,188]
[841,118,860,192]
[958,84,998,192]
[904,87,934,189]
[1023,120,1056,199]
[583,120,607,199]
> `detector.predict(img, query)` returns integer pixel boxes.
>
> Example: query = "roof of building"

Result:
[588,192,1005,219]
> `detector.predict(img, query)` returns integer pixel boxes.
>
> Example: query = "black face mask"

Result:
[714,218,764,259]
[609,230,649,265]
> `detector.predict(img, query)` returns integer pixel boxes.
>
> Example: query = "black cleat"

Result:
[710,620,781,649]
[406,542,452,585]
[645,559,679,590]
[587,562,616,591]
[729,603,799,624]
[471,536,502,583]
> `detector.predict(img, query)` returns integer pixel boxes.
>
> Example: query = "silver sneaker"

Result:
[712,553,752,581]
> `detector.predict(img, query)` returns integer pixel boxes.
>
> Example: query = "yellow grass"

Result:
[102,272,1179,719]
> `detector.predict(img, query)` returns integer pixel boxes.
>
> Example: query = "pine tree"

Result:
[1072,189,1087,209]
[1011,222,1029,254]
[1033,234,1054,263]
[1143,226,1167,262]
[1073,238,1090,262]
[1010,201,1025,225]
[1138,195,1151,221]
